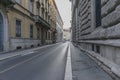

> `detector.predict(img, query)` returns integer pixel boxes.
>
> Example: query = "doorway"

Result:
[0,12,3,51]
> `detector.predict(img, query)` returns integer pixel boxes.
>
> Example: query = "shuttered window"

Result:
[16,20,21,37]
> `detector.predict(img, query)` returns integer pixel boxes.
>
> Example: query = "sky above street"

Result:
[55,0,71,29]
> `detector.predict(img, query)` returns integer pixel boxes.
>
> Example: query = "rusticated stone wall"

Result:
[71,0,120,65]
[79,0,120,40]
[77,0,93,38]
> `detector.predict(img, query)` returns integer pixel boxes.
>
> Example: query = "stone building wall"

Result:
[71,0,120,65]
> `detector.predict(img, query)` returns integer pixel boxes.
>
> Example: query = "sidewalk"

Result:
[0,43,60,61]
[77,45,120,80]
[70,43,113,80]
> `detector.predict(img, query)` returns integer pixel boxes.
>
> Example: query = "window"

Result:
[96,45,100,54]
[42,0,44,4]
[30,0,34,13]
[30,24,34,38]
[42,9,44,19]
[46,31,47,40]
[37,28,40,39]
[49,32,50,40]
[47,3,49,9]
[92,44,94,51]
[45,12,47,20]
[16,0,21,3]
[45,0,47,9]
[16,20,21,37]
[48,3,49,11]
[36,7,40,15]
[36,1,40,15]
[48,16,50,23]
[95,0,101,27]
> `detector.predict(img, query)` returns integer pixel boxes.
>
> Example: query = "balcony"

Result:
[35,15,50,29]
[0,0,15,6]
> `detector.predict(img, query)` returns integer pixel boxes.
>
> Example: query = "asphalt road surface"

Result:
[0,42,114,80]
[0,43,68,80]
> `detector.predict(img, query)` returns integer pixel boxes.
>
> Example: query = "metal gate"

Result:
[0,13,3,51]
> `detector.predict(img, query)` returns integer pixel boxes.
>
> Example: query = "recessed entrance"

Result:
[0,12,3,51]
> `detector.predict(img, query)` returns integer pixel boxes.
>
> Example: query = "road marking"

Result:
[0,52,43,74]
[21,51,34,56]
[64,43,72,80]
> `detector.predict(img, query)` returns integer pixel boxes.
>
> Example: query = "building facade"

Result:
[56,26,63,42]
[70,0,120,65]
[55,3,63,42]
[63,29,71,41]
[0,0,59,52]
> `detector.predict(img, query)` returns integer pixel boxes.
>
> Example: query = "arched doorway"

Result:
[0,12,3,51]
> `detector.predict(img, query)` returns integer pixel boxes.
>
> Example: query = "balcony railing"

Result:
[35,15,50,28]
[0,0,15,6]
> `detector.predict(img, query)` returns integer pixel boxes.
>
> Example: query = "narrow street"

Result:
[1,0,120,80]
[0,42,113,80]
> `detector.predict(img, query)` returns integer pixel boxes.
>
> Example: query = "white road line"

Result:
[64,43,72,80]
